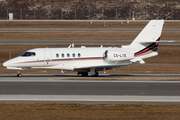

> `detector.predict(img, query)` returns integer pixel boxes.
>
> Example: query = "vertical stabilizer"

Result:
[122,20,164,58]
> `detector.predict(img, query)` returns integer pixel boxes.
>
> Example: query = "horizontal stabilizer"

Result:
[131,59,145,64]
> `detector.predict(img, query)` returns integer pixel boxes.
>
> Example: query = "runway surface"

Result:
[0,74,180,104]
[0,29,180,32]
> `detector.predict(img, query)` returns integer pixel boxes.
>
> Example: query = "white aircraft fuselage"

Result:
[3,47,136,70]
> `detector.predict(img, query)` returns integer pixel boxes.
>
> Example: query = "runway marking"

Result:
[0,95,180,103]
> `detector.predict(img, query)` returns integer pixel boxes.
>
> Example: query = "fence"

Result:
[0,8,179,20]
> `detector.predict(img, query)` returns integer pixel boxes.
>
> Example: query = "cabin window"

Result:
[72,53,75,57]
[67,53,70,57]
[78,53,81,57]
[21,52,36,57]
[56,54,59,58]
[61,53,64,58]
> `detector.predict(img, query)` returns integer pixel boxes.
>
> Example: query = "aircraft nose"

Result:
[3,61,10,67]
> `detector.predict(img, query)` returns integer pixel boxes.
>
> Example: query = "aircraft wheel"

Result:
[81,72,88,77]
[17,73,22,77]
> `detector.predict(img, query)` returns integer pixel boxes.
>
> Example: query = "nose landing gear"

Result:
[17,70,22,77]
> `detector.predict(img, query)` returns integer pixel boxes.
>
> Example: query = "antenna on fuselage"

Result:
[68,43,74,48]
[68,44,71,48]
[72,43,74,48]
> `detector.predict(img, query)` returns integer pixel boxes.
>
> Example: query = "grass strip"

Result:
[0,103,180,120]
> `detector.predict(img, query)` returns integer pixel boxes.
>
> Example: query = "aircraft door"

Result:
[44,50,52,66]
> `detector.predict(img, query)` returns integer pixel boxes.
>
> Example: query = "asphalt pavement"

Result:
[0,74,180,104]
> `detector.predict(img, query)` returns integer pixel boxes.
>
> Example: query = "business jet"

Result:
[3,20,164,77]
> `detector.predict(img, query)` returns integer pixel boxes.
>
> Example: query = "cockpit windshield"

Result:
[21,52,36,57]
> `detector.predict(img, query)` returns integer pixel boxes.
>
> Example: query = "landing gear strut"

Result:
[92,71,99,77]
[90,68,99,77]
[17,70,22,77]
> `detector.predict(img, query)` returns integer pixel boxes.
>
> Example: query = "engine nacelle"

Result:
[104,50,134,61]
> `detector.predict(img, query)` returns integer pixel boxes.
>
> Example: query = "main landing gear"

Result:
[90,68,99,77]
[17,70,22,77]
[77,72,88,77]
[92,71,99,77]
[77,70,99,77]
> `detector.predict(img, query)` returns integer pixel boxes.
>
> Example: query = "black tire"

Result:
[17,73,22,77]
[81,72,88,77]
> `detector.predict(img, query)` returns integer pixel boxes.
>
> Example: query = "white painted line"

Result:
[0,95,180,102]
